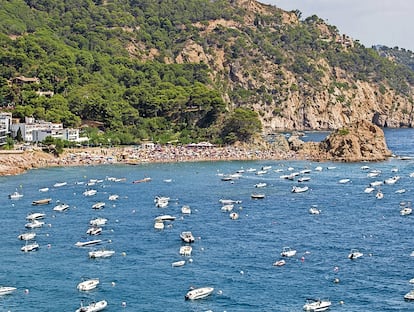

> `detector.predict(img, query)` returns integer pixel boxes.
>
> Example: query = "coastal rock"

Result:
[299,120,392,162]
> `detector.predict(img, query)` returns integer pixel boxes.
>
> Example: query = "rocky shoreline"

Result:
[0,121,392,177]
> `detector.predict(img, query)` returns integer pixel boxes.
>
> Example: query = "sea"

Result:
[1,128,414,312]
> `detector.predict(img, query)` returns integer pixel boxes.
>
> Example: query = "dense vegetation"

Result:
[1,0,413,145]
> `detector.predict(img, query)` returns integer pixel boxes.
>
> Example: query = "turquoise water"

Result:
[1,129,414,311]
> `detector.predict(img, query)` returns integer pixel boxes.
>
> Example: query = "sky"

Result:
[260,0,414,51]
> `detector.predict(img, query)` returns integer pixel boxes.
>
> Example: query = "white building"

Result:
[11,117,85,143]
[0,112,12,145]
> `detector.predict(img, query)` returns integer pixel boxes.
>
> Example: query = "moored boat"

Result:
[281,246,297,257]
[75,239,102,247]
[75,299,107,312]
[0,286,17,296]
[53,203,69,212]
[8,190,23,200]
[18,232,36,241]
[303,298,331,311]
[32,198,52,206]
[21,242,39,252]
[185,286,214,300]
[77,278,100,291]
[180,231,195,243]
[88,249,115,259]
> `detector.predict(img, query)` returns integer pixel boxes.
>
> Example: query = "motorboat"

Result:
[181,205,192,214]
[338,178,351,184]
[154,215,176,222]
[185,286,214,300]
[219,199,242,205]
[171,260,186,267]
[251,193,265,199]
[75,299,108,312]
[8,190,23,200]
[26,212,46,221]
[92,202,105,209]
[400,207,412,216]
[364,187,375,193]
[348,249,363,260]
[77,278,100,291]
[32,198,52,205]
[53,182,67,187]
[83,189,97,196]
[25,219,45,229]
[255,182,267,188]
[180,231,195,243]
[53,203,69,212]
[154,221,164,230]
[291,186,309,193]
[108,194,119,201]
[309,207,321,215]
[229,212,239,220]
[273,259,286,267]
[404,290,414,300]
[155,196,170,208]
[384,176,400,185]
[89,249,115,259]
[179,245,192,256]
[75,239,102,247]
[39,187,49,192]
[132,177,151,183]
[0,286,17,295]
[89,218,108,226]
[370,180,383,187]
[86,227,102,236]
[298,176,311,182]
[303,298,332,311]
[18,232,36,241]
[375,190,384,199]
[221,204,234,212]
[21,242,39,252]
[281,247,297,257]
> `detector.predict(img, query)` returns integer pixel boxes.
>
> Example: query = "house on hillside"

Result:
[0,113,12,145]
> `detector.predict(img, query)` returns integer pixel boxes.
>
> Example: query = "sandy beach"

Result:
[0,143,298,176]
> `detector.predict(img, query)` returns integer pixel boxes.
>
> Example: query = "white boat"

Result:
[384,176,400,185]
[171,260,186,267]
[303,298,332,311]
[26,212,46,221]
[292,186,309,193]
[181,205,192,214]
[179,245,192,256]
[21,242,39,252]
[92,202,105,209]
[154,215,176,222]
[39,187,49,192]
[395,189,406,194]
[255,170,267,175]
[77,278,100,291]
[338,178,351,184]
[83,189,97,196]
[273,259,286,266]
[251,193,265,199]
[281,247,297,257]
[8,190,23,200]
[25,219,45,229]
[89,218,108,226]
[180,231,195,243]
[409,278,414,284]
[229,212,239,220]
[370,180,383,187]
[185,286,214,300]
[75,299,108,312]
[364,187,375,193]
[404,290,414,300]
[400,207,412,216]
[221,204,234,212]
[154,221,164,230]
[375,190,384,199]
[219,199,242,205]
[348,249,363,259]
[314,166,323,171]
[86,227,102,235]
[298,176,311,182]
[53,203,69,212]
[255,182,267,188]
[108,194,119,201]
[309,207,321,215]
[18,232,36,241]
[53,182,67,187]
[0,286,17,295]
[246,168,256,172]
[89,249,115,259]
[75,239,102,247]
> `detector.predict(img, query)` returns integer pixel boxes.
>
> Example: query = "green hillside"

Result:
[1,0,413,145]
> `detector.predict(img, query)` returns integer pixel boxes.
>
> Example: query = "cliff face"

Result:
[166,1,414,132]
[295,120,392,162]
